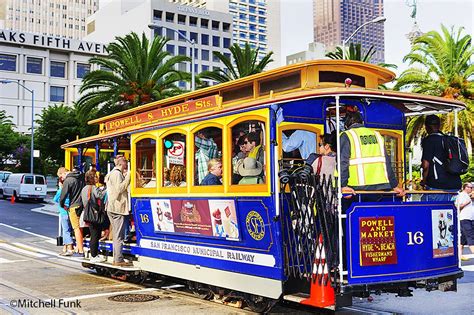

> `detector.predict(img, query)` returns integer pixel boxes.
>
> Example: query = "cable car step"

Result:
[283,293,309,303]
[82,260,141,271]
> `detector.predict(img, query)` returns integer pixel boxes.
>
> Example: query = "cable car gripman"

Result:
[62,60,465,312]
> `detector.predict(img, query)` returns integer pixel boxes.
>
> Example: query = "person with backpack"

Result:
[81,170,107,263]
[421,115,462,201]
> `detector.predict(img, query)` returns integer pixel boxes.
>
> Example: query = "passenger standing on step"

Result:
[105,155,132,267]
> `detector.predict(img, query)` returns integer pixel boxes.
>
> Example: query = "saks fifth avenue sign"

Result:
[0,29,107,55]
[103,95,221,132]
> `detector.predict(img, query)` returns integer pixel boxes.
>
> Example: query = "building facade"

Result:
[286,42,327,65]
[313,0,385,63]
[0,0,98,40]
[85,0,233,88]
[171,0,281,68]
[0,29,106,133]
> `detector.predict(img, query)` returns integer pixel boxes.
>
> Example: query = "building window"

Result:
[202,49,209,61]
[201,18,209,28]
[166,44,175,55]
[259,17,266,24]
[0,54,17,71]
[178,30,187,42]
[189,16,197,26]
[223,38,231,48]
[26,57,43,74]
[212,20,220,30]
[153,10,162,20]
[190,32,198,44]
[166,28,175,40]
[50,86,65,102]
[213,54,220,63]
[201,34,209,45]
[50,61,66,78]
[178,46,186,56]
[223,22,231,32]
[212,36,220,47]
[178,14,186,25]
[202,65,209,72]
[165,12,174,22]
[190,48,199,59]
[76,63,90,78]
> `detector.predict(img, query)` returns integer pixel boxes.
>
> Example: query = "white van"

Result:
[0,171,12,195]
[1,173,47,201]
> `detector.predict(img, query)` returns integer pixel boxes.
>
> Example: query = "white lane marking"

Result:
[0,257,28,264]
[462,265,474,272]
[0,223,56,241]
[56,288,159,302]
[0,243,47,258]
[12,242,59,257]
[31,207,59,217]
[343,306,392,314]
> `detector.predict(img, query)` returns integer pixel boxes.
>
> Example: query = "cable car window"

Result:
[319,71,366,87]
[259,71,301,95]
[231,120,266,185]
[163,133,186,187]
[281,129,318,162]
[135,138,156,188]
[381,133,402,183]
[194,127,222,186]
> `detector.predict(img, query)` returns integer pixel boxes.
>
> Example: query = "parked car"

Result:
[1,173,47,202]
[0,171,12,197]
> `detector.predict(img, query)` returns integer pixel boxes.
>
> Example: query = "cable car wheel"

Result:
[187,281,214,300]
[244,293,276,313]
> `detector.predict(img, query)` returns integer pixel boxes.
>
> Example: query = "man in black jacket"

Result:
[59,167,85,257]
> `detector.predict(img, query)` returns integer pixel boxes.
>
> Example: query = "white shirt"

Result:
[456,191,474,221]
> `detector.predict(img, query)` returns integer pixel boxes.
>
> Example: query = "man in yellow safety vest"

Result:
[340,110,404,207]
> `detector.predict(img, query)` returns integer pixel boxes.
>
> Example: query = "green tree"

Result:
[0,111,22,168]
[325,43,397,69]
[77,32,190,122]
[394,25,474,146]
[35,104,82,167]
[200,43,274,83]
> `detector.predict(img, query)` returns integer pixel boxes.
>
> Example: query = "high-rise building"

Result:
[313,0,385,63]
[84,0,233,89]
[0,0,98,40]
[171,0,281,68]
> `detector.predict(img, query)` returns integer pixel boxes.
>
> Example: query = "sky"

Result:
[280,0,473,75]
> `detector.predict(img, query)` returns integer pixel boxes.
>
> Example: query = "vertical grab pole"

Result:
[335,95,344,287]
[454,110,459,137]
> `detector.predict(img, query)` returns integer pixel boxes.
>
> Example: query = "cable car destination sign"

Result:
[102,95,221,133]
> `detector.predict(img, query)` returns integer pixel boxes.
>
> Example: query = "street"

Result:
[0,197,473,314]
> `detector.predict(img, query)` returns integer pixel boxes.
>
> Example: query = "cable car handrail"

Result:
[346,190,458,195]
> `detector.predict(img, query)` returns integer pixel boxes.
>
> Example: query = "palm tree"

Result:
[200,43,274,83]
[0,110,13,126]
[325,43,397,69]
[77,32,190,118]
[394,25,473,146]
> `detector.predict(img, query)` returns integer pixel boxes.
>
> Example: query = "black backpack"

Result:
[443,134,469,175]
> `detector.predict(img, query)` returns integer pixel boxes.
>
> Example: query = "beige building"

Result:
[286,42,327,65]
[171,0,281,68]
[0,0,98,40]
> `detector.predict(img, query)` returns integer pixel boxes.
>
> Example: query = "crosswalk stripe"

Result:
[461,265,474,272]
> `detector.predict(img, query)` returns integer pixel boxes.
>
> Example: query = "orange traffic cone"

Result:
[10,194,15,204]
[302,234,335,308]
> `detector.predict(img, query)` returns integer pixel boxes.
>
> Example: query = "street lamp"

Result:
[148,23,196,91]
[342,16,386,60]
[0,80,35,174]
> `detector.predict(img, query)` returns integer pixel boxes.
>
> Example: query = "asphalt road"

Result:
[0,197,473,314]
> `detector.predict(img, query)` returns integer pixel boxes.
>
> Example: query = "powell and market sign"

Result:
[0,29,107,55]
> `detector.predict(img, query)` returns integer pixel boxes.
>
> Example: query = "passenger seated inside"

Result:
[244,132,264,166]
[238,157,264,184]
[200,158,222,186]
[169,165,186,187]
[232,134,247,184]
[195,128,220,185]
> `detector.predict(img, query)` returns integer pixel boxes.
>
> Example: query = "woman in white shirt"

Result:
[456,182,474,261]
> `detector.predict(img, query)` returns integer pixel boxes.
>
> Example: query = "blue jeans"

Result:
[60,214,73,245]
[421,187,458,202]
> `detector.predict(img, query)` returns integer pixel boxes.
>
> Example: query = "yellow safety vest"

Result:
[343,128,389,187]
